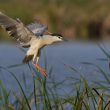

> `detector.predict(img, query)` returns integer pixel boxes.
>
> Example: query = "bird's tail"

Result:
[23,55,34,63]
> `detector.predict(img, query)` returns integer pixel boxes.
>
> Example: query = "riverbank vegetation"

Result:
[1,0,110,40]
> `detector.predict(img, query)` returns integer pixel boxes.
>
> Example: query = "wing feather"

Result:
[27,22,48,36]
[0,12,36,47]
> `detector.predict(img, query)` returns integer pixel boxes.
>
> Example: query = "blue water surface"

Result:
[0,41,110,103]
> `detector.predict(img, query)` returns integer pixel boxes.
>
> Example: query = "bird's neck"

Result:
[41,37,55,46]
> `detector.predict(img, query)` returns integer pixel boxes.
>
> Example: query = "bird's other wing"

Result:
[27,22,48,36]
[0,12,36,47]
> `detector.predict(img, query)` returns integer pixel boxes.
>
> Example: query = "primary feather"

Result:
[0,12,36,47]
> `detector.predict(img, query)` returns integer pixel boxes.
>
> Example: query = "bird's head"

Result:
[50,33,64,42]
[42,33,64,45]
[50,33,64,43]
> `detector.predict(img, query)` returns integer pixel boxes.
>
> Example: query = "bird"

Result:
[0,12,64,76]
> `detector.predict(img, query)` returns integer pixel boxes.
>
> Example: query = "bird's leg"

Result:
[33,63,47,76]
[32,53,47,76]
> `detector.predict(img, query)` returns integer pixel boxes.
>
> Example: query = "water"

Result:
[0,42,110,95]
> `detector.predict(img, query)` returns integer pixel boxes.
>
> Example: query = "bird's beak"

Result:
[62,37,68,41]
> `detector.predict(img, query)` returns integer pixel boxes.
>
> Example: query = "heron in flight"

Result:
[0,12,63,76]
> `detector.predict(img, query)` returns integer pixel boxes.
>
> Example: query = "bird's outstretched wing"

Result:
[0,12,36,47]
[27,22,48,36]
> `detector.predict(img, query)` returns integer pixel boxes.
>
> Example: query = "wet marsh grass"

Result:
[0,45,110,110]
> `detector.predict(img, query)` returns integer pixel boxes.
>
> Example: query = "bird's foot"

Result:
[33,63,47,76]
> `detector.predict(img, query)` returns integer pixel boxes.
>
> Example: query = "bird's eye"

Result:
[58,36,61,39]
[58,36,62,39]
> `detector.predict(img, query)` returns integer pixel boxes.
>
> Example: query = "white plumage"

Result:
[25,35,62,63]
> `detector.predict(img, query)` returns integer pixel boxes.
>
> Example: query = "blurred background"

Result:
[1,0,110,41]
